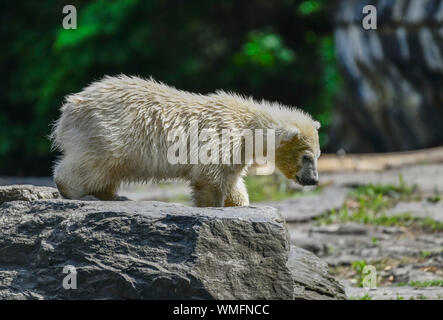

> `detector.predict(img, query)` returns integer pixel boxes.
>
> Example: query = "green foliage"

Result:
[409,280,443,287]
[351,259,368,288]
[421,247,443,258]
[235,31,295,67]
[427,188,442,203]
[298,1,322,16]
[411,295,428,300]
[350,175,418,202]
[55,0,139,49]
[1,0,339,175]
[349,293,372,300]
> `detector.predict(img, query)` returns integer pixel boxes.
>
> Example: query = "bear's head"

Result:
[275,120,320,186]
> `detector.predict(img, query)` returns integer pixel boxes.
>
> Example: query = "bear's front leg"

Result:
[224,178,249,207]
[191,181,225,207]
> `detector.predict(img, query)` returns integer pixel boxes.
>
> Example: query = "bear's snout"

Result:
[296,172,319,186]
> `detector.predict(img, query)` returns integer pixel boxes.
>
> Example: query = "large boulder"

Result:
[0,185,345,300]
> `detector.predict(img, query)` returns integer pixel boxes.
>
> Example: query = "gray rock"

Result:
[310,222,368,235]
[380,226,405,234]
[0,185,59,204]
[397,267,442,284]
[386,200,443,222]
[416,235,443,246]
[289,231,325,255]
[390,267,410,284]
[321,164,443,194]
[0,197,345,300]
[289,247,345,300]
[259,187,349,222]
[345,286,443,300]
[324,254,363,267]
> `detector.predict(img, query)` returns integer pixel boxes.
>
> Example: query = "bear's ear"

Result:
[276,127,299,145]
[313,121,321,130]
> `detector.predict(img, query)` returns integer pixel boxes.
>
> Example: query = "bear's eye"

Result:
[302,155,311,162]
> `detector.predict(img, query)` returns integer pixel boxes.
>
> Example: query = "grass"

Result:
[351,260,369,288]
[349,293,373,300]
[315,175,443,231]
[320,210,443,231]
[332,256,442,289]
[350,175,418,202]
[350,259,384,288]
[421,247,443,258]
[396,280,443,288]
[427,188,442,203]
[410,295,428,300]
[418,217,443,232]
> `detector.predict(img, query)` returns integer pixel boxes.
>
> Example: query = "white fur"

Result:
[51,75,319,206]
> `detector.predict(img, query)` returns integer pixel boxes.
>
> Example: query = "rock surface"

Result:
[386,201,443,222]
[310,222,368,235]
[0,186,345,300]
[289,247,345,300]
[0,184,59,204]
[259,187,349,222]
[321,164,443,194]
[287,220,443,300]
[345,286,443,300]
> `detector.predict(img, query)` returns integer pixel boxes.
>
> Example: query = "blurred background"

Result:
[1,0,443,300]
[2,0,442,176]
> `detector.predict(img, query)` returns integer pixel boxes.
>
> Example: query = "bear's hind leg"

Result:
[90,182,119,201]
[54,155,119,200]
[191,181,224,207]
[53,157,88,199]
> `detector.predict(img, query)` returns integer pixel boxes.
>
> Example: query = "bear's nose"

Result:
[306,177,318,185]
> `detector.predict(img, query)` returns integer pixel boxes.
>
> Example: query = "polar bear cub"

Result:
[51,75,320,207]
